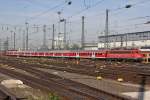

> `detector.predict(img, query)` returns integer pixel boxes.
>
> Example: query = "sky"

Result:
[0,0,150,49]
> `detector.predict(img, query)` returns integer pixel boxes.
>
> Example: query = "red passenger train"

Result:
[5,49,143,60]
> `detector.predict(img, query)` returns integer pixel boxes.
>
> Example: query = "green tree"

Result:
[48,93,59,100]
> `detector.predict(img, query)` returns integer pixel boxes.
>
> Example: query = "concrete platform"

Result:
[122,91,150,100]
[38,68,150,100]
[0,70,53,99]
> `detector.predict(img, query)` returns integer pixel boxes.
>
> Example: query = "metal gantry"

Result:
[25,22,29,50]
[81,16,85,50]
[105,9,109,50]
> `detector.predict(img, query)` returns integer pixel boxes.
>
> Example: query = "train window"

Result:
[100,53,103,55]
[135,51,139,53]
[88,53,90,55]
[143,54,147,57]
[109,51,131,54]
[89,53,91,55]
[95,53,103,55]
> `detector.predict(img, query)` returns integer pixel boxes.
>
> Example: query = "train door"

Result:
[76,52,79,58]
[92,52,95,59]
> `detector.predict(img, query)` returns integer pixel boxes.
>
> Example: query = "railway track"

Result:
[0,67,96,100]
[0,58,132,100]
[21,57,150,83]
[14,58,148,83]
[1,57,150,83]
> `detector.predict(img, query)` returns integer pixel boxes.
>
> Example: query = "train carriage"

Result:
[5,49,144,60]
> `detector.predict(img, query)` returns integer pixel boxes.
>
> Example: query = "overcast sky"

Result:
[0,0,150,49]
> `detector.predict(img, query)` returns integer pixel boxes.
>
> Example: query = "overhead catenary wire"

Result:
[110,0,150,17]
[26,1,67,21]
[114,22,150,29]
[2,0,148,27]
[1,0,150,45]
[110,15,150,28]
[24,0,72,23]
[21,0,53,8]
[111,0,150,12]
[17,0,105,26]
[127,16,150,21]
[109,22,150,34]
[69,0,150,24]
[67,0,105,20]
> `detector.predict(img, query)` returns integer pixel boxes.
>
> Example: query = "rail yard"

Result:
[1,0,150,100]
[0,53,150,100]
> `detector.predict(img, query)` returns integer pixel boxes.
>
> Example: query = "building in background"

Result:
[84,42,98,50]
[3,37,9,51]
[98,31,150,49]
[54,34,64,50]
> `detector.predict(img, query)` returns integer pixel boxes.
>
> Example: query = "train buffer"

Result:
[142,53,150,63]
